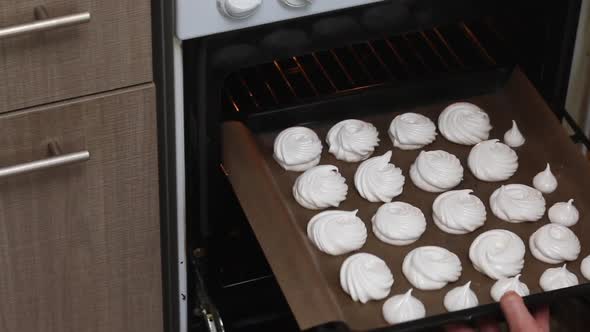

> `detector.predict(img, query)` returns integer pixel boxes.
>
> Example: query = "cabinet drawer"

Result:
[0,0,152,113]
[0,84,162,332]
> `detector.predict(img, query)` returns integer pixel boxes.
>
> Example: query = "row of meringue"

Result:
[291,140,547,210]
[274,102,525,172]
[292,151,406,210]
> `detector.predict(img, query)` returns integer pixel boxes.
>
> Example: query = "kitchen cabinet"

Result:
[0,84,162,332]
[0,0,152,112]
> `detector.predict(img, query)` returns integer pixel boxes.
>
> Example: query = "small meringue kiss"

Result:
[326,119,379,162]
[433,189,486,234]
[443,281,479,312]
[273,126,323,171]
[371,202,426,246]
[503,120,525,148]
[438,102,492,145]
[533,163,558,194]
[491,275,530,302]
[468,139,518,182]
[410,150,464,193]
[293,165,348,210]
[548,199,579,227]
[490,184,546,223]
[581,256,590,280]
[307,210,367,256]
[529,223,581,264]
[539,264,579,291]
[382,289,426,325]
[340,253,394,303]
[402,246,462,290]
[388,113,437,150]
[354,151,405,203]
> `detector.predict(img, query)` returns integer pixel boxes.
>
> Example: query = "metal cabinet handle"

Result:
[0,150,90,179]
[0,7,90,40]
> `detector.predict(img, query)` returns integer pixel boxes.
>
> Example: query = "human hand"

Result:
[445,291,549,332]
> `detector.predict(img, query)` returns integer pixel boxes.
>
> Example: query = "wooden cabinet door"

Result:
[0,0,152,113]
[0,84,162,332]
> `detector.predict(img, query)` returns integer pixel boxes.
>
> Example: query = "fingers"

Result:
[444,323,474,332]
[500,291,538,332]
[533,306,550,332]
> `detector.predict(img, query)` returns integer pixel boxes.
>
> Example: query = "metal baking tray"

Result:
[221,68,590,331]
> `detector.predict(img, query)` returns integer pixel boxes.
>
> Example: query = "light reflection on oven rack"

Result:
[222,21,507,115]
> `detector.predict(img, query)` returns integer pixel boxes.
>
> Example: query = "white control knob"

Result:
[217,0,262,19]
[280,0,312,8]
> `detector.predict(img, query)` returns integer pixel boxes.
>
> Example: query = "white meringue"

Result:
[293,165,348,210]
[443,281,479,312]
[438,102,492,145]
[539,265,579,291]
[581,256,590,280]
[490,275,530,301]
[529,223,580,264]
[533,163,558,194]
[402,246,462,290]
[503,120,525,148]
[307,210,367,256]
[326,119,379,162]
[273,126,323,171]
[354,151,405,203]
[371,202,426,246]
[469,229,525,280]
[548,199,579,227]
[410,150,464,193]
[489,184,546,223]
[433,189,486,234]
[388,113,437,150]
[382,289,426,325]
[340,253,394,303]
[468,139,518,182]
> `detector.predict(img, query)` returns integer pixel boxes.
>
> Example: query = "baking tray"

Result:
[221,68,590,331]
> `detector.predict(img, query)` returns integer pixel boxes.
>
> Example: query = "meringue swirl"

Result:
[273,126,323,171]
[438,102,492,145]
[469,229,525,280]
[581,256,590,280]
[443,281,479,312]
[410,150,464,192]
[371,202,426,246]
[382,289,426,324]
[307,210,367,256]
[433,189,486,234]
[340,253,394,303]
[529,224,581,264]
[293,165,348,210]
[539,265,579,291]
[491,275,530,301]
[354,151,405,203]
[402,246,462,290]
[468,139,518,182]
[490,184,546,223]
[388,113,437,150]
[326,119,379,162]
[548,199,579,227]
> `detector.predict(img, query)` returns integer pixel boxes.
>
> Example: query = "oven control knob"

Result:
[217,0,262,19]
[280,0,312,7]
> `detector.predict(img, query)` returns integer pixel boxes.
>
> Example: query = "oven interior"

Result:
[183,1,589,331]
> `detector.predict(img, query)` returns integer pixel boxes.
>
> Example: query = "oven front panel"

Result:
[176,0,384,40]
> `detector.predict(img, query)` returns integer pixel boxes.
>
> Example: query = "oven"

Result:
[157,0,590,331]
